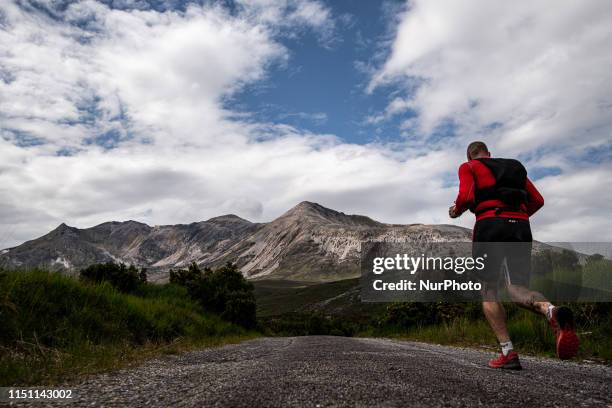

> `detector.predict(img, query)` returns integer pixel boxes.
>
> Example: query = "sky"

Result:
[1,0,612,248]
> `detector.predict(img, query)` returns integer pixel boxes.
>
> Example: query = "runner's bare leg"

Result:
[482,288,511,343]
[506,284,552,316]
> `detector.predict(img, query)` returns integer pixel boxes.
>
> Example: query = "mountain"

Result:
[0,216,261,277]
[222,201,470,281]
[0,201,471,282]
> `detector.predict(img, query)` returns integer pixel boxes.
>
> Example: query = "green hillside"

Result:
[253,278,387,318]
[0,269,255,386]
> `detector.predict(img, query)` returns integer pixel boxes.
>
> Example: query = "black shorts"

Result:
[472,217,532,287]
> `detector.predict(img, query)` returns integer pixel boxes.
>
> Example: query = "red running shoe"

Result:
[488,351,522,370]
[549,306,579,360]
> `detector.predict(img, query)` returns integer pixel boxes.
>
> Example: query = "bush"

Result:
[171,262,257,329]
[80,262,146,293]
[169,262,205,287]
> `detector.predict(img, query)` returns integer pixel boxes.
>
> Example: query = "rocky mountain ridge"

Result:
[0,201,471,282]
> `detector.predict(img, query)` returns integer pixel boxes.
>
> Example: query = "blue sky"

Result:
[1,0,612,247]
[230,0,407,144]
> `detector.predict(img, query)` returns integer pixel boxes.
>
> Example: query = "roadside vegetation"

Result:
[258,297,611,363]
[255,251,612,363]
[170,262,257,329]
[366,302,612,362]
[0,262,257,386]
[372,252,612,361]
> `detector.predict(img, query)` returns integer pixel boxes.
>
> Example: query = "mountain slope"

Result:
[0,215,261,274]
[0,201,471,282]
[223,201,470,281]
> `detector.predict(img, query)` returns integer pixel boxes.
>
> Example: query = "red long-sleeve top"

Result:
[454,159,544,221]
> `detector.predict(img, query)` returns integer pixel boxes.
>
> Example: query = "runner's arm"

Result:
[454,162,475,215]
[525,178,544,216]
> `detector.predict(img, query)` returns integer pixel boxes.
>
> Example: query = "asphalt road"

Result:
[13,336,612,407]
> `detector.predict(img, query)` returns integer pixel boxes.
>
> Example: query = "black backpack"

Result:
[470,158,528,213]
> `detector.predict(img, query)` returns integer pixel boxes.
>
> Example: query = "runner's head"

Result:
[467,141,490,161]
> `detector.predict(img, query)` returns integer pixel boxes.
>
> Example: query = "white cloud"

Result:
[371,0,612,150]
[95,4,289,146]
[0,1,292,149]
[235,0,336,44]
[365,96,412,124]
[530,168,612,241]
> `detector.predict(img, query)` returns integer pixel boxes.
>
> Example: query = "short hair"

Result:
[467,141,489,159]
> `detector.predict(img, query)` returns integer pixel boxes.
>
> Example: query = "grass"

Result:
[361,307,612,362]
[253,278,386,318]
[0,270,257,386]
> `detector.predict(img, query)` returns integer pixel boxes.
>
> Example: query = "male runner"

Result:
[449,141,579,369]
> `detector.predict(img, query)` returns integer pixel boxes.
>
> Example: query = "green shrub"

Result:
[79,262,146,293]
[172,262,257,329]
[221,292,257,329]
[169,262,205,287]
